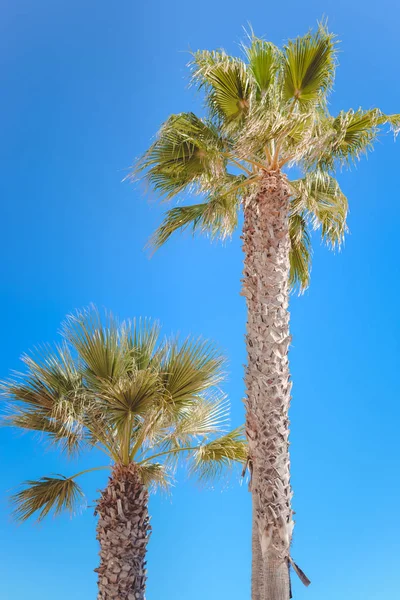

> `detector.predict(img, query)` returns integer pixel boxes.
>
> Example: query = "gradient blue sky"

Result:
[1,1,399,598]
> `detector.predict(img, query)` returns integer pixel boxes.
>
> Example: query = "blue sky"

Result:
[0,0,399,598]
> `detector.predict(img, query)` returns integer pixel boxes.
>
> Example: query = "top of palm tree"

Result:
[1,307,246,522]
[132,22,399,291]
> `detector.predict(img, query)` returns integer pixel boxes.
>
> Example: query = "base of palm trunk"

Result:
[95,464,151,600]
[263,554,290,600]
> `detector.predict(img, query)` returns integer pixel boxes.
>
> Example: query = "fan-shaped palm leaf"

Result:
[12,475,85,522]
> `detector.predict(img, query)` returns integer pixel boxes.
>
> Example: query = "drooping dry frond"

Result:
[12,475,85,522]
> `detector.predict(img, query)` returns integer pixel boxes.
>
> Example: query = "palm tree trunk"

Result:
[251,491,264,600]
[95,465,151,600]
[242,170,293,600]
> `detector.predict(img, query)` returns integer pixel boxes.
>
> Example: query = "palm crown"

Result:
[1,308,246,522]
[135,23,399,290]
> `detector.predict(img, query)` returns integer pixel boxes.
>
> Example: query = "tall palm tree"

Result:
[1,308,247,600]
[133,24,399,600]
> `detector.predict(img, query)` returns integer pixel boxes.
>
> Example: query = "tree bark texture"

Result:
[251,491,264,600]
[95,464,151,600]
[242,170,293,600]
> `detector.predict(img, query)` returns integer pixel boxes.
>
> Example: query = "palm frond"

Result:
[160,337,225,411]
[93,370,163,439]
[191,50,251,124]
[328,108,399,165]
[190,426,247,482]
[244,37,280,97]
[11,475,85,522]
[282,23,337,105]
[125,318,161,371]
[62,307,129,386]
[0,343,81,412]
[162,393,229,450]
[288,213,312,293]
[151,182,242,249]
[296,171,348,247]
[3,407,85,456]
[135,112,226,199]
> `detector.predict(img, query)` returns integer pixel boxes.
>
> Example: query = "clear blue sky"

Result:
[0,1,399,598]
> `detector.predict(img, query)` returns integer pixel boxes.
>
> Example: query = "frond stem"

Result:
[137,445,199,465]
[129,410,162,461]
[219,174,260,199]
[223,154,253,176]
[70,465,111,480]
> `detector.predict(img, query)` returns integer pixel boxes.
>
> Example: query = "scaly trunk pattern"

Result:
[242,170,293,600]
[95,464,151,600]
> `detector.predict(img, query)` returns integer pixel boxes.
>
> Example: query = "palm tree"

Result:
[1,308,247,600]
[132,23,399,600]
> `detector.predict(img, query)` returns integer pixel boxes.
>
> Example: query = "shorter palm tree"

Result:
[1,308,246,600]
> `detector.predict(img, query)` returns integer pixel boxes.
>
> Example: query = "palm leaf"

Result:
[190,426,247,482]
[282,23,337,105]
[162,392,229,449]
[301,171,348,247]
[191,50,251,123]
[125,318,161,371]
[244,36,280,96]
[151,182,242,248]
[3,407,85,456]
[136,112,226,199]
[11,475,84,522]
[63,307,130,386]
[289,213,312,292]
[160,338,225,410]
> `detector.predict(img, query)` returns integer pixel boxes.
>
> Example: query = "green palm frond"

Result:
[244,37,280,97]
[191,50,251,124]
[125,318,161,371]
[329,108,399,165]
[136,112,226,199]
[162,393,229,450]
[289,213,312,292]
[190,426,247,482]
[3,407,85,456]
[11,475,85,522]
[160,338,225,410]
[295,171,348,248]
[95,369,162,418]
[151,183,242,249]
[282,23,337,105]
[63,307,129,386]
[0,343,81,413]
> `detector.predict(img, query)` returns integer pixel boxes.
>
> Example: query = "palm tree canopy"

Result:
[133,23,399,291]
[1,307,247,521]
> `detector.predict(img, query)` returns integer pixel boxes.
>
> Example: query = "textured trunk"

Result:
[95,464,151,600]
[251,491,264,600]
[242,170,293,600]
